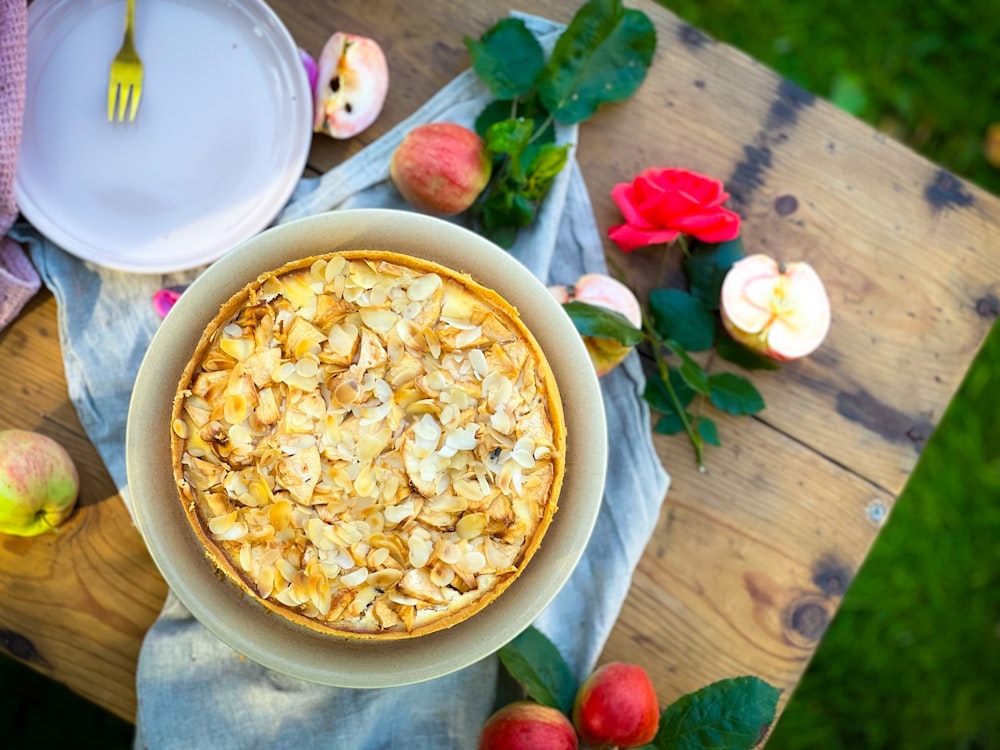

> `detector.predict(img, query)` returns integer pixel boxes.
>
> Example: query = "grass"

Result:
[2,2,998,748]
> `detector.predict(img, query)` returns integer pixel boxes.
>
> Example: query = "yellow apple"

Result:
[0,429,79,537]
[550,273,642,376]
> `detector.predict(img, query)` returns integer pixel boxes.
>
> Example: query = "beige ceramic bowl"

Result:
[126,209,607,688]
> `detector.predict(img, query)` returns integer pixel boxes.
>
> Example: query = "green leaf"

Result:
[665,340,710,396]
[683,238,745,311]
[653,676,781,750]
[482,183,536,231]
[563,301,643,346]
[484,223,518,249]
[475,94,555,144]
[537,0,657,123]
[643,368,696,414]
[655,411,688,435]
[521,142,571,201]
[498,626,577,714]
[476,99,516,140]
[465,18,546,100]
[649,289,715,352]
[485,118,536,181]
[697,416,721,446]
[715,331,781,371]
[485,118,535,158]
[708,373,765,416]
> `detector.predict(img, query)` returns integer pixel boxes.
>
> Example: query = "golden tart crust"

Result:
[170,251,565,638]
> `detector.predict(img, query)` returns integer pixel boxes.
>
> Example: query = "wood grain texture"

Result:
[0,292,168,722]
[0,0,997,731]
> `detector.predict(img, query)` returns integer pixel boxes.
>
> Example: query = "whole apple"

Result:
[549,273,642,376]
[573,662,660,749]
[390,122,492,216]
[479,701,578,750]
[0,429,79,537]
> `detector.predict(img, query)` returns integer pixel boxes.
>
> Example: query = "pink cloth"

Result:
[0,0,40,331]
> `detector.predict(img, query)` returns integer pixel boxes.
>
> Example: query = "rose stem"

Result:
[640,307,706,472]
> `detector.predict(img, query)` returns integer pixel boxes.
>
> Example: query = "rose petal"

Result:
[611,183,658,230]
[640,187,701,224]
[672,208,741,242]
[608,223,680,252]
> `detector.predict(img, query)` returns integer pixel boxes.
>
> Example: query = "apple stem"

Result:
[36,511,60,534]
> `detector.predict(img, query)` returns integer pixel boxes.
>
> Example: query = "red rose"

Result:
[608,168,741,251]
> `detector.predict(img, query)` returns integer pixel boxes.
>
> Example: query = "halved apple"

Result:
[313,32,389,139]
[720,253,831,361]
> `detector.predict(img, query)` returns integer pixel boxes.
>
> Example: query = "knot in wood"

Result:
[783,597,830,647]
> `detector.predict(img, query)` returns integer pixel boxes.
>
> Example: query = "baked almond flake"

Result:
[171,251,565,639]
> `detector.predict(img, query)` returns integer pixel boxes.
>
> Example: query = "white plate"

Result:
[15,0,312,274]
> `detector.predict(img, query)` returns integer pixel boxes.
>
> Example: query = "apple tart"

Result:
[170,251,565,638]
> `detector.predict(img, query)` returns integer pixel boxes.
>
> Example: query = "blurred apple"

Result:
[720,253,831,361]
[479,701,578,750]
[0,429,79,537]
[313,32,389,139]
[549,273,642,376]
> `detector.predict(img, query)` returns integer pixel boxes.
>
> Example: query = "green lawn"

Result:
[2,2,998,748]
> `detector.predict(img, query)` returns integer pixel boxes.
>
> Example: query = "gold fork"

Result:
[107,0,143,122]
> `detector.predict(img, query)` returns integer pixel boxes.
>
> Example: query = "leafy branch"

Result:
[564,237,776,471]
[465,0,657,247]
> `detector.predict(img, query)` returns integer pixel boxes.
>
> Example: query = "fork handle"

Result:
[124,0,136,41]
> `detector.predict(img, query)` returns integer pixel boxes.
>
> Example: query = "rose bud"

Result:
[720,253,831,361]
[573,662,660,749]
[479,701,578,750]
[549,273,642,376]
[390,123,492,216]
[313,32,389,139]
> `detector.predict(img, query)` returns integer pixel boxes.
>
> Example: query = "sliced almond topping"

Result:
[175,253,561,636]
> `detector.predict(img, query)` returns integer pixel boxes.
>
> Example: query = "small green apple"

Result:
[0,429,79,537]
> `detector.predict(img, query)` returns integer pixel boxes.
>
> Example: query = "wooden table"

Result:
[3,0,999,733]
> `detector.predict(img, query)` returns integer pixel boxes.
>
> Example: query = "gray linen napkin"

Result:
[15,15,669,749]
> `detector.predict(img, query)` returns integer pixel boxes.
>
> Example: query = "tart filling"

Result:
[171,251,565,638]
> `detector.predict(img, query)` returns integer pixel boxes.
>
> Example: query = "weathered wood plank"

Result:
[604,411,894,711]
[0,292,168,722]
